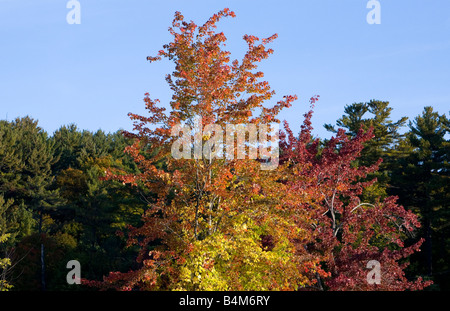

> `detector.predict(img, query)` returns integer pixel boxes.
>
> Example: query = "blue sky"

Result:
[1,0,449,138]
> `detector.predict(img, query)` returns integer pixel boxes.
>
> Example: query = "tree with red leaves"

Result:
[88,8,312,291]
[279,98,432,290]
[88,9,431,291]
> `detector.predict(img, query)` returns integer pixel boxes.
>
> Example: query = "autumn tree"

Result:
[94,8,318,291]
[0,232,11,291]
[281,101,431,290]
[0,195,14,291]
[89,9,433,291]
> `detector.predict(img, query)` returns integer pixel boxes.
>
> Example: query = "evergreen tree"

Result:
[390,107,449,289]
[324,100,408,200]
[0,117,60,290]
[53,128,145,282]
[0,117,60,232]
[51,124,83,174]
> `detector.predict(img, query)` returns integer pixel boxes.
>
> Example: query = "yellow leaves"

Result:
[176,237,230,290]
[171,215,312,291]
[57,167,88,198]
[107,9,337,291]
[201,132,212,141]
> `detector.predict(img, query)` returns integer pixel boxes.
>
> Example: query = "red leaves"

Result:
[280,99,431,291]
[92,8,431,292]
[262,34,278,44]
[309,95,320,105]
[146,56,161,63]
[198,8,236,36]
[223,7,236,18]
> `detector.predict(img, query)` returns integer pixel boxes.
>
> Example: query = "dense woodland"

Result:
[1,9,449,291]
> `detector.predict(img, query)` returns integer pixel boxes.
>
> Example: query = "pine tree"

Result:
[324,100,408,200]
[51,124,83,174]
[53,128,145,282]
[390,107,449,288]
[0,117,60,290]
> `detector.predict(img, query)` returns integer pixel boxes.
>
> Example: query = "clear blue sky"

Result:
[1,0,449,138]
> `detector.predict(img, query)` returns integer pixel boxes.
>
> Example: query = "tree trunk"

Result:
[425,218,433,276]
[39,208,46,291]
[41,243,46,291]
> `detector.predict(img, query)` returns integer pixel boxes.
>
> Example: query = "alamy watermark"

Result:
[66,260,81,285]
[65,1,380,26]
[66,0,81,25]
[171,118,279,170]
[367,0,381,24]
[366,260,381,285]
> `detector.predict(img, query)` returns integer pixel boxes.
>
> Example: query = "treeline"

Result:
[0,100,449,290]
[0,119,148,290]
